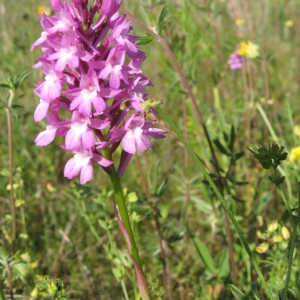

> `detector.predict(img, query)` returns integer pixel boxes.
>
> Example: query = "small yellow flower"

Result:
[38,5,51,16]
[245,41,259,59]
[256,242,269,254]
[293,125,300,137]
[281,226,290,240]
[286,20,294,27]
[289,146,300,162]
[235,18,245,26]
[272,234,283,243]
[127,192,138,203]
[237,41,259,59]
[267,220,278,233]
[237,41,247,56]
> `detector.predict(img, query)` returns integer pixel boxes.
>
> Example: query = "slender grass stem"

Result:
[135,155,171,299]
[156,107,275,300]
[153,197,171,300]
[282,182,300,300]
[5,89,16,255]
[121,280,130,300]
[6,258,14,300]
[256,103,279,143]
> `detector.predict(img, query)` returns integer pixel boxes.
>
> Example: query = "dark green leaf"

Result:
[14,71,31,88]
[0,82,12,89]
[137,34,154,46]
[157,179,168,197]
[12,104,24,110]
[213,138,231,156]
[229,284,247,299]
[260,160,272,169]
[156,4,169,34]
[223,130,229,142]
[276,176,285,186]
[233,151,245,161]
[232,195,245,203]
[279,152,288,160]
[218,249,230,280]
[139,5,151,26]
[192,236,216,274]
[229,126,235,151]
[0,288,5,300]
[227,176,249,186]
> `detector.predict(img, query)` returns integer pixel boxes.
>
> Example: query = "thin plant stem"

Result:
[79,202,102,244]
[282,182,300,300]
[5,89,16,255]
[121,280,130,300]
[135,155,171,299]
[156,106,275,300]
[256,102,279,143]
[278,189,291,216]
[108,164,142,267]
[224,210,238,284]
[153,197,171,300]
[134,155,150,197]
[6,258,14,300]
[204,0,225,63]
[261,59,270,100]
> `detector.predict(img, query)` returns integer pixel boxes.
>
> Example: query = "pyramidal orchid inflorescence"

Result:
[32,0,166,184]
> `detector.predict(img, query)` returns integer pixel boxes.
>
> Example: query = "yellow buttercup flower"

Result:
[289,146,300,162]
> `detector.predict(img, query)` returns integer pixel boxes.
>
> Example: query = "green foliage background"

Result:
[0,0,300,299]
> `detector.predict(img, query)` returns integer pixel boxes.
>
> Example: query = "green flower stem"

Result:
[108,163,142,268]
[156,107,275,300]
[5,89,16,255]
[282,182,300,300]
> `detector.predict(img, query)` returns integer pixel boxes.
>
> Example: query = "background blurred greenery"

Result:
[0,0,300,299]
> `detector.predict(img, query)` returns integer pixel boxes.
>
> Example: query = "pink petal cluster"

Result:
[228,52,243,70]
[32,0,166,184]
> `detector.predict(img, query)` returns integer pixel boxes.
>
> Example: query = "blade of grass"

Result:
[156,106,275,300]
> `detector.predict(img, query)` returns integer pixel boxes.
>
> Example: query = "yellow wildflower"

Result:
[245,41,259,59]
[272,234,283,243]
[293,125,300,137]
[235,18,245,26]
[256,242,269,254]
[267,220,278,233]
[281,226,290,240]
[289,146,300,162]
[286,20,294,27]
[237,41,247,56]
[237,41,259,59]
